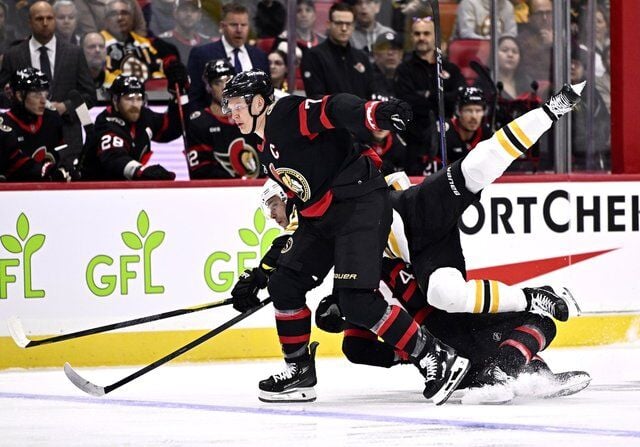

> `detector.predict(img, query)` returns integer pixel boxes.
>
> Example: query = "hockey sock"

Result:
[427,267,529,313]
[382,259,429,314]
[274,305,312,361]
[461,108,554,194]
[496,319,555,375]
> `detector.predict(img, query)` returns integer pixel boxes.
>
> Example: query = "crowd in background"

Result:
[0,0,612,182]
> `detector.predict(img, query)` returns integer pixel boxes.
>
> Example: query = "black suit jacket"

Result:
[0,38,97,112]
[187,39,269,106]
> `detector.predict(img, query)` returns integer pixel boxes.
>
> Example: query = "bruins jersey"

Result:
[186,108,262,179]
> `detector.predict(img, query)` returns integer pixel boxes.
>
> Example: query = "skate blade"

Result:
[258,387,317,403]
[460,384,515,405]
[560,287,582,318]
[432,357,471,406]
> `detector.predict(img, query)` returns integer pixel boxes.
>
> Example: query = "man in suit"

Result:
[187,2,268,107]
[0,1,96,170]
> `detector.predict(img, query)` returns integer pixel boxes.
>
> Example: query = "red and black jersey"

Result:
[0,118,49,181]
[82,102,181,180]
[260,93,388,218]
[0,107,65,164]
[185,108,262,179]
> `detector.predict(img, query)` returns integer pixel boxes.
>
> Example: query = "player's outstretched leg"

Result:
[258,341,319,403]
[542,81,585,121]
[524,286,570,321]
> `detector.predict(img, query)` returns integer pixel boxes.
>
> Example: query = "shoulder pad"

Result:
[106,116,126,127]
[189,110,201,120]
[0,117,12,133]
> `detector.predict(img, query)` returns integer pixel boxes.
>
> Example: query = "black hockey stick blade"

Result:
[7,298,233,349]
[64,297,272,397]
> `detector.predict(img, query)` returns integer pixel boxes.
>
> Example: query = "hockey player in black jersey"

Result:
[240,80,586,402]
[1,68,68,168]
[223,69,470,405]
[185,59,262,179]
[81,69,186,180]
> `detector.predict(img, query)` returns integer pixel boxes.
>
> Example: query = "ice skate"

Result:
[458,364,515,405]
[419,339,470,405]
[542,81,584,121]
[524,286,570,321]
[258,341,319,403]
[512,370,592,399]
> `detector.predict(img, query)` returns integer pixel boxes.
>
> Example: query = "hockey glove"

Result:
[315,294,346,333]
[41,162,70,182]
[374,99,412,132]
[164,60,190,95]
[135,164,176,181]
[231,267,268,313]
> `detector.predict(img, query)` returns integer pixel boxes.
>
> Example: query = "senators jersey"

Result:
[260,94,388,217]
[82,103,181,180]
[0,108,65,164]
[186,108,262,179]
[0,118,51,181]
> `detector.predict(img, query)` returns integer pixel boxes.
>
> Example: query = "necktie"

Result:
[38,46,52,81]
[232,47,242,73]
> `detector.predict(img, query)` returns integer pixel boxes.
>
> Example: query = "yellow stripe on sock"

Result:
[509,121,533,148]
[490,280,500,313]
[495,129,522,159]
[474,280,483,313]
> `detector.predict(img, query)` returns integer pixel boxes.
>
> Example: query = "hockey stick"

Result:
[7,298,233,349]
[174,82,189,152]
[64,297,272,397]
[427,0,448,168]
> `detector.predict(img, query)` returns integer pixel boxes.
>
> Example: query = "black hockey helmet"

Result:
[222,69,274,114]
[109,74,145,98]
[203,58,235,84]
[10,67,49,93]
[457,86,486,108]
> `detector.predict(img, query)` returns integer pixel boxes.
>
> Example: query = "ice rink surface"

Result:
[1,344,639,447]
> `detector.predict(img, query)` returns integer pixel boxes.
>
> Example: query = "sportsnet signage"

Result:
[0,180,639,337]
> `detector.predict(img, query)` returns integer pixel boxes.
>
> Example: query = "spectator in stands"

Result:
[371,31,403,98]
[426,86,492,171]
[452,0,517,40]
[359,126,407,175]
[159,0,209,64]
[517,0,553,85]
[148,0,177,37]
[75,0,146,36]
[570,44,610,171]
[301,2,373,99]
[255,0,286,39]
[511,0,529,27]
[101,0,179,86]
[347,0,394,56]
[596,44,610,113]
[394,16,465,175]
[187,2,269,107]
[82,32,107,88]
[0,1,96,170]
[293,0,324,49]
[1,0,18,69]
[268,49,289,93]
[54,0,81,45]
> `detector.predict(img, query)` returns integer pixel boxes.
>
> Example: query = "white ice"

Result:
[1,344,640,447]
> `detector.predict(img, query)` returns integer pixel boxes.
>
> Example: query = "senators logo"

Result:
[268,165,311,202]
[214,137,261,178]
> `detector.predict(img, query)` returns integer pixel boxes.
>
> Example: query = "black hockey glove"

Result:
[134,164,176,181]
[42,162,69,182]
[374,99,413,132]
[231,267,268,313]
[315,294,346,333]
[164,59,190,95]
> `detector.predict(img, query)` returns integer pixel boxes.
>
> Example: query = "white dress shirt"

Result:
[29,35,57,77]
[221,36,252,71]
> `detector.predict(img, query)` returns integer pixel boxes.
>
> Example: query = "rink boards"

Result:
[1,177,639,368]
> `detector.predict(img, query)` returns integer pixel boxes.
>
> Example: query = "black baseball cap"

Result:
[373,32,403,51]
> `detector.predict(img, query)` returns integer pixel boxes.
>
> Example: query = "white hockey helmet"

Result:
[260,179,287,216]
[385,171,412,191]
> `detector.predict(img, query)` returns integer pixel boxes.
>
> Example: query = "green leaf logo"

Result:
[122,231,143,250]
[239,228,259,246]
[138,211,149,238]
[1,235,22,254]
[238,208,283,254]
[254,208,265,234]
[17,213,29,241]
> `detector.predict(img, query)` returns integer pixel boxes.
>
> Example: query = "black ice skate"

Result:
[524,286,570,321]
[542,81,584,121]
[258,341,319,403]
[457,365,515,405]
[419,339,470,405]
